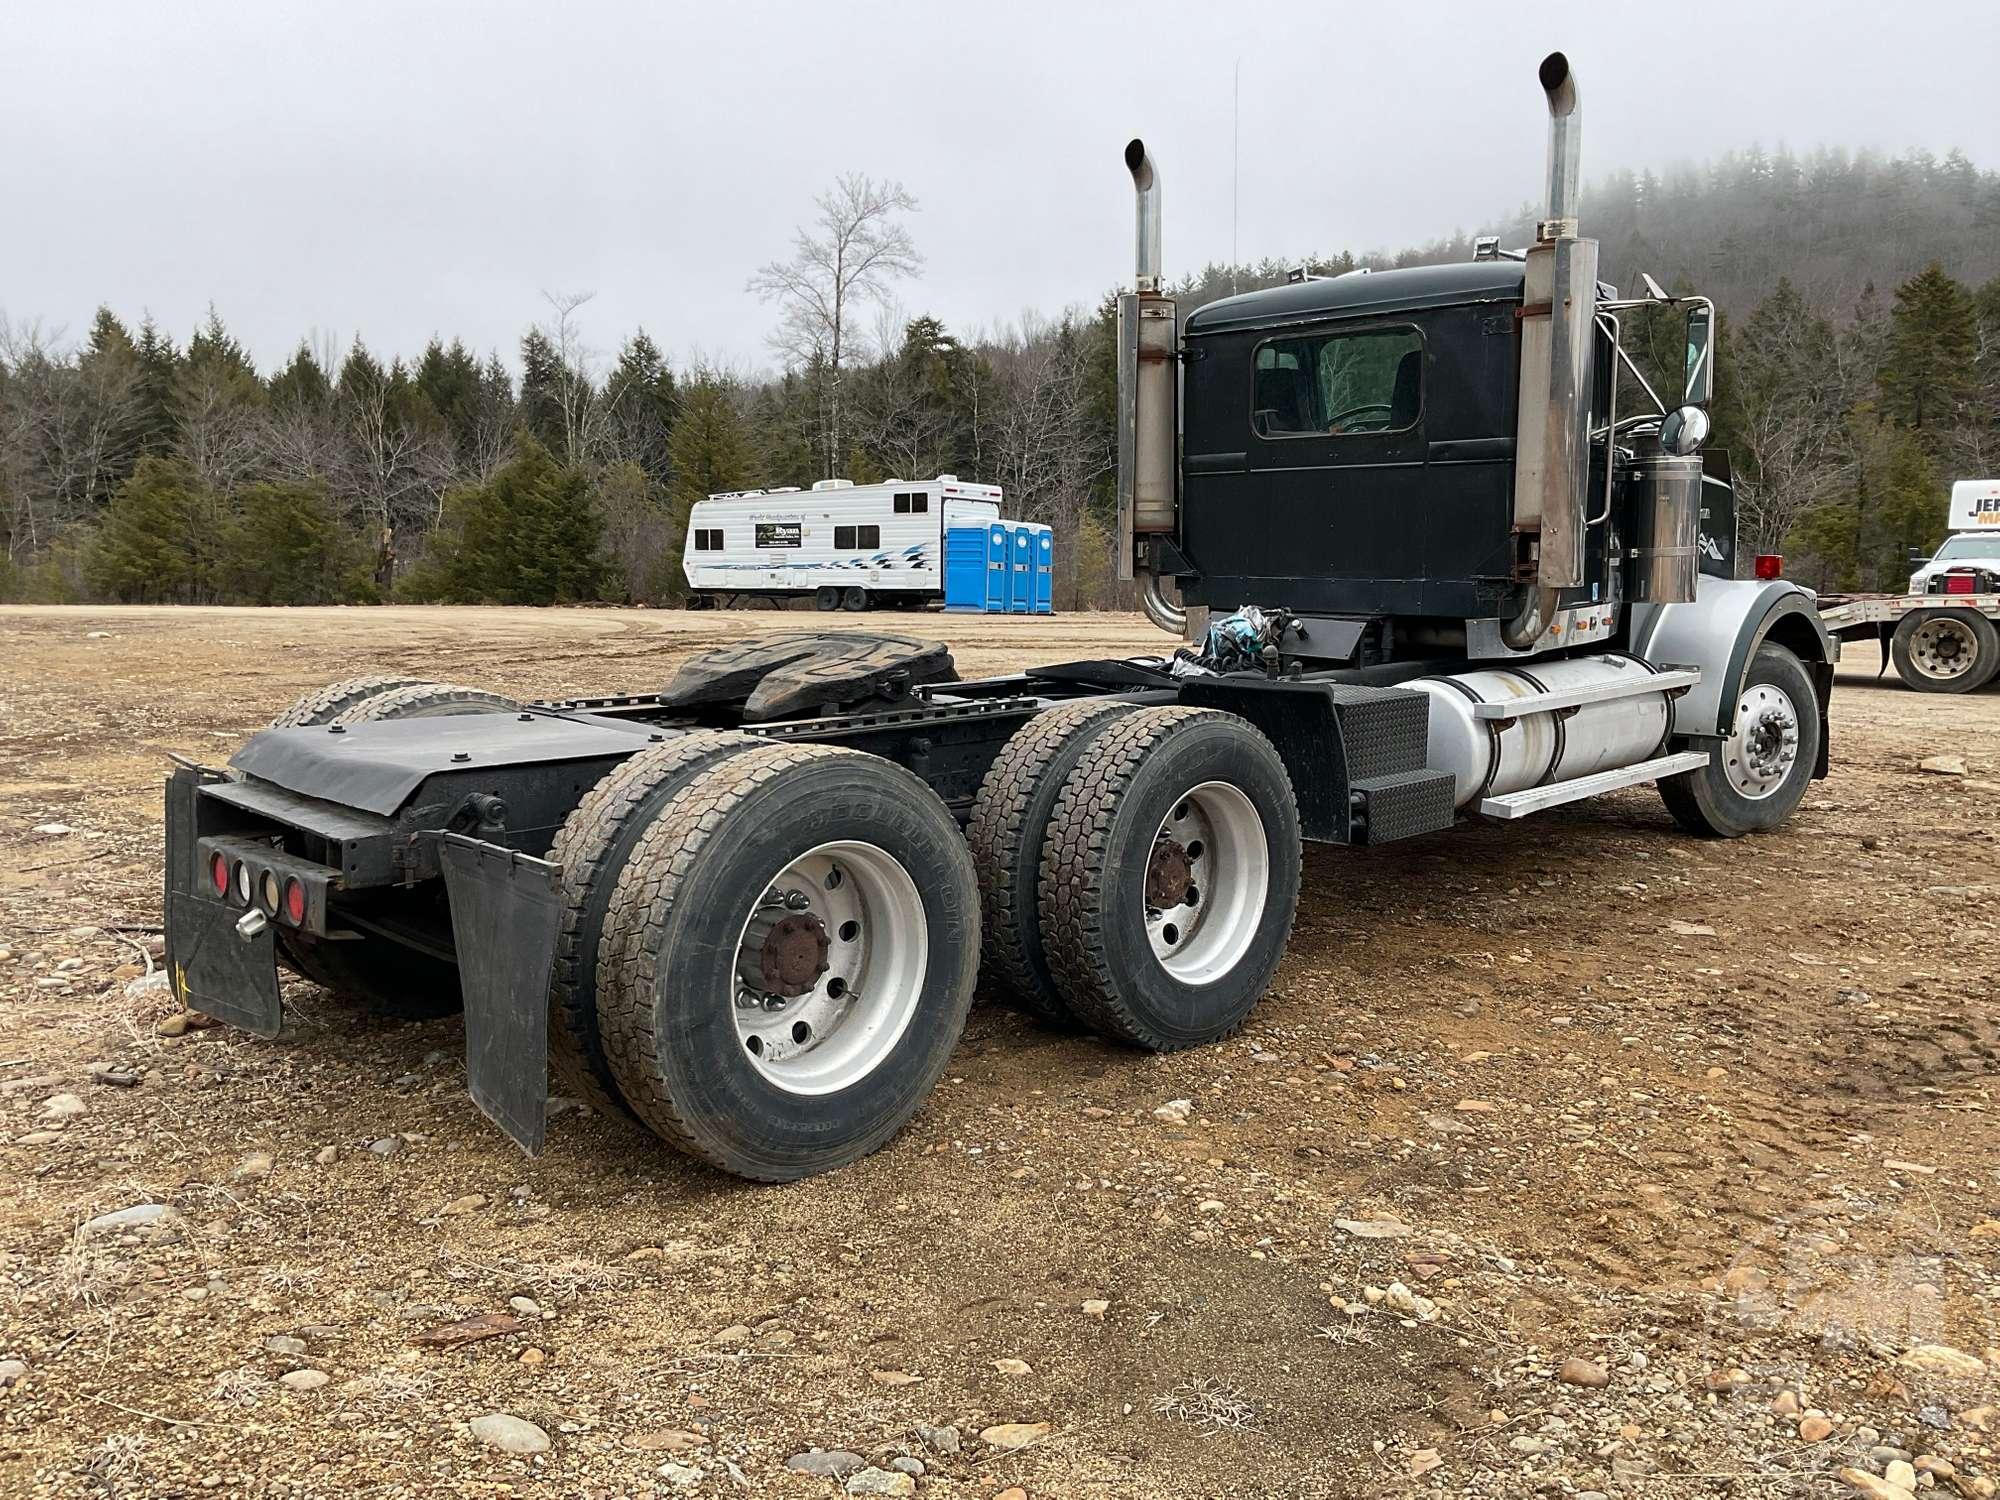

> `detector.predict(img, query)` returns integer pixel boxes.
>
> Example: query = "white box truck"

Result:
[682,476,1001,612]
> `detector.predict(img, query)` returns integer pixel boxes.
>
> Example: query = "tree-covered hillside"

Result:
[3,147,1996,608]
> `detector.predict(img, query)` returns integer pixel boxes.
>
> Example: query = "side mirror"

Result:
[1908,547,1927,566]
[1684,305,1713,406]
[1660,404,1710,457]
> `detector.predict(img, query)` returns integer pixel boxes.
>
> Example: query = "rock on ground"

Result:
[469,1412,551,1455]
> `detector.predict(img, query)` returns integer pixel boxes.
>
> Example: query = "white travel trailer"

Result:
[682,476,1002,611]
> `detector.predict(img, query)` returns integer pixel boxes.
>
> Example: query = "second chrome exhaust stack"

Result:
[1117,137,1186,635]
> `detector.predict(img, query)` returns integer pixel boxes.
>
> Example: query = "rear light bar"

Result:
[195,835,335,934]
[1753,554,1783,580]
[1944,572,1977,595]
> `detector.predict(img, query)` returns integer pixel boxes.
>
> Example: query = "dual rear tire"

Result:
[577,742,979,1180]
[972,704,1303,1051]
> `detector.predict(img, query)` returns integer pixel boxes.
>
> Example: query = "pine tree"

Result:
[1878,263,1976,434]
[86,456,228,602]
[517,327,566,456]
[603,331,677,483]
[219,481,376,603]
[666,374,759,524]
[405,437,603,604]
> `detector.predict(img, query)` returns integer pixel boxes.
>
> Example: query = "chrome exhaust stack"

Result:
[1116,138,1186,635]
[1503,51,1599,650]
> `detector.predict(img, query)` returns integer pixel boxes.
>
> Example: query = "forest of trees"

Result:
[3,143,1997,611]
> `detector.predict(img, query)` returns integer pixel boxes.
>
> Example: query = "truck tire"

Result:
[1658,642,1820,838]
[967,698,1138,1025]
[842,587,870,612]
[328,682,520,724]
[596,743,979,1181]
[1039,707,1302,1051]
[815,587,841,612]
[268,675,426,729]
[1890,609,1999,693]
[278,680,519,1017]
[545,731,759,1118]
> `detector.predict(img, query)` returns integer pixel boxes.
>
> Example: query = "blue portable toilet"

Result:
[943,522,988,610]
[1031,524,1055,614]
[983,522,1009,611]
[1008,525,1033,613]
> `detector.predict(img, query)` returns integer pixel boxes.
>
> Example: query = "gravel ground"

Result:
[0,603,1994,1500]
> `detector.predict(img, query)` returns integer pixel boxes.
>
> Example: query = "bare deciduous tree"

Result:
[749,174,921,478]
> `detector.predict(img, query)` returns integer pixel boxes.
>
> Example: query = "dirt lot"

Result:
[1,604,1995,1500]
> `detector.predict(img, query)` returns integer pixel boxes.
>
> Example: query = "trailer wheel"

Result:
[1039,707,1301,1051]
[1659,642,1820,838]
[328,682,520,724]
[967,698,1138,1025]
[596,744,979,1181]
[545,731,758,1117]
[268,674,426,729]
[1890,609,1999,693]
[277,680,518,1017]
[815,587,841,612]
[841,587,870,612]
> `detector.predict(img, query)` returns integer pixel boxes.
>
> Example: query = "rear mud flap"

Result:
[434,833,561,1157]
[166,768,283,1036]
[168,890,283,1035]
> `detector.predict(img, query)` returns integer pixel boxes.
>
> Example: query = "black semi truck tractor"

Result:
[163,53,1836,1182]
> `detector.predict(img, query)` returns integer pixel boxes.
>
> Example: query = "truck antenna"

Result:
[1231,58,1241,296]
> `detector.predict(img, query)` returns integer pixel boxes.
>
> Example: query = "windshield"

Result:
[1932,534,2000,561]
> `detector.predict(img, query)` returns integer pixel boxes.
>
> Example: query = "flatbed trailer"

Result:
[1818,591,2000,693]
[160,52,1840,1184]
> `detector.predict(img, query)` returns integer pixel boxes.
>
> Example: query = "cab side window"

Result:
[1253,326,1423,439]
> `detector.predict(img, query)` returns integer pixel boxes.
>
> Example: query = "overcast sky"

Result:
[5,0,1996,378]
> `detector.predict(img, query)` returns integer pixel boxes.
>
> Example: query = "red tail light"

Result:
[1944,572,1977,595]
[283,878,306,926]
[210,852,230,896]
[1753,554,1783,580]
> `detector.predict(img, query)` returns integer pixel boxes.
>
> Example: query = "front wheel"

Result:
[1038,707,1302,1050]
[595,744,979,1181]
[1659,642,1820,837]
[1891,609,1999,693]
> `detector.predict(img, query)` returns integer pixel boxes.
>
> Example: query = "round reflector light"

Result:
[210,852,230,896]
[234,861,252,905]
[283,877,306,926]
[261,869,282,913]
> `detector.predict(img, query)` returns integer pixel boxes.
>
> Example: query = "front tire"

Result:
[1659,642,1820,837]
[1039,707,1301,1051]
[596,744,979,1181]
[1891,609,1999,693]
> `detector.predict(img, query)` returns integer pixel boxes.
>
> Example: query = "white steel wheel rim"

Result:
[1143,781,1270,984]
[1724,682,1801,800]
[1911,618,1979,680]
[730,840,927,1095]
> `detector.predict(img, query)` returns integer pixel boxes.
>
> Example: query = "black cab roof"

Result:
[1182,260,1526,336]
